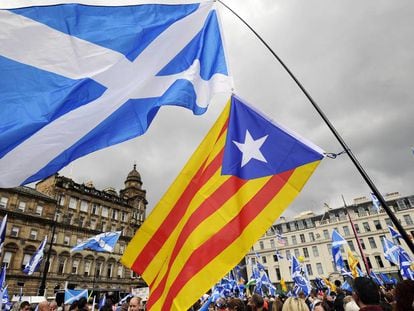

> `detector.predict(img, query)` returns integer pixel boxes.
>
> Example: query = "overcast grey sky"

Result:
[60,0,414,219]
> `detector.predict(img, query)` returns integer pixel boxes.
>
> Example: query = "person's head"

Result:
[49,301,58,311]
[215,298,227,310]
[352,277,380,307]
[334,280,342,288]
[128,297,141,311]
[77,298,88,311]
[281,297,308,311]
[69,300,78,311]
[20,301,31,311]
[226,298,245,311]
[394,279,414,311]
[38,301,49,311]
[248,294,264,311]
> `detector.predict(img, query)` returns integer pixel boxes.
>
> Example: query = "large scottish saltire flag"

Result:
[71,231,121,253]
[121,95,324,310]
[23,236,47,275]
[0,0,232,188]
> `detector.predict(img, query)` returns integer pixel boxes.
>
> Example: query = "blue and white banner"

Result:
[64,289,89,305]
[0,215,7,255]
[71,231,121,252]
[23,236,47,275]
[0,1,232,187]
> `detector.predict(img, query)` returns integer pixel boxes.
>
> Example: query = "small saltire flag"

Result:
[121,95,324,310]
[0,266,5,290]
[341,280,352,293]
[0,215,7,255]
[388,226,402,240]
[370,193,381,212]
[347,250,359,278]
[98,294,106,310]
[71,231,121,253]
[0,0,232,188]
[382,237,399,265]
[399,251,414,280]
[291,256,311,296]
[332,246,345,272]
[369,271,384,286]
[331,229,347,250]
[23,236,47,275]
[64,289,89,305]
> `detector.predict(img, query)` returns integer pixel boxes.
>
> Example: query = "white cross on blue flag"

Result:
[0,0,232,187]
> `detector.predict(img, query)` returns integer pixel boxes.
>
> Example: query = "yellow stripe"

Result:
[121,100,230,270]
[163,160,321,310]
[150,175,271,310]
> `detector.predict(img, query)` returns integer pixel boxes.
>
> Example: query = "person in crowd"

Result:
[281,297,309,311]
[77,298,89,311]
[49,301,58,311]
[247,294,265,311]
[69,300,79,311]
[38,301,49,311]
[334,281,345,311]
[226,298,246,311]
[271,295,283,311]
[352,277,382,311]
[343,296,359,311]
[19,302,31,311]
[393,279,414,311]
[127,297,141,311]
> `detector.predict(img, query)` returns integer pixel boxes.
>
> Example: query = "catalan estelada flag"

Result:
[121,95,324,310]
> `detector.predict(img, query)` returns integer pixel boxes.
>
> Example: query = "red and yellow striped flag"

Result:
[121,95,324,310]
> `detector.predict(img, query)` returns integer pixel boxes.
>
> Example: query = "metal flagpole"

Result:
[218,0,414,255]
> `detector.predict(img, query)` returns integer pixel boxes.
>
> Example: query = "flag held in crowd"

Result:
[331,229,347,249]
[388,225,402,240]
[0,215,7,255]
[0,1,232,188]
[382,237,400,265]
[291,256,311,296]
[71,231,121,253]
[347,250,359,278]
[64,289,89,305]
[121,95,324,310]
[399,251,414,280]
[23,236,47,275]
[0,266,6,290]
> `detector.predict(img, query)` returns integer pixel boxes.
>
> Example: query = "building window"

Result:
[102,222,107,232]
[262,256,267,264]
[291,236,297,245]
[312,246,319,257]
[3,251,12,268]
[58,258,66,275]
[80,201,88,213]
[29,229,38,240]
[374,220,382,230]
[397,200,408,210]
[300,234,306,243]
[121,212,127,222]
[368,237,377,249]
[343,226,350,236]
[35,205,43,216]
[316,263,324,275]
[375,255,384,268]
[84,261,91,276]
[306,264,313,276]
[11,226,20,237]
[259,241,264,250]
[22,254,31,270]
[348,240,355,251]
[275,268,281,281]
[112,209,118,220]
[403,215,413,225]
[360,238,366,250]
[64,236,70,245]
[91,219,96,230]
[251,257,256,265]
[273,254,278,262]
[363,222,371,232]
[117,265,123,278]
[327,244,332,255]
[366,257,373,269]
[323,230,329,240]
[354,224,360,233]
[95,262,102,277]
[72,259,80,274]
[270,239,275,248]
[309,232,315,241]
[384,218,392,227]
[101,206,109,218]
[303,248,309,258]
[107,263,113,278]
[286,250,291,260]
[69,197,77,209]
[0,197,8,209]
[91,204,100,215]
[294,249,300,258]
[18,201,26,212]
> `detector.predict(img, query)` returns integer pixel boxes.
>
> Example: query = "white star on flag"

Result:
[233,130,268,167]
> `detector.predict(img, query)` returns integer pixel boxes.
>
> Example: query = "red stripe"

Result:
[131,124,228,274]
[147,174,247,308]
[159,169,294,310]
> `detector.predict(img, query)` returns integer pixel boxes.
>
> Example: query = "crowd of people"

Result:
[189,278,414,311]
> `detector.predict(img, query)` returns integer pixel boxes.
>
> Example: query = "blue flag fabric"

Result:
[98,294,106,310]
[0,1,232,188]
[64,289,89,305]
[0,266,5,290]
[370,193,381,212]
[382,237,400,265]
[71,231,121,253]
[0,215,7,255]
[341,280,352,293]
[331,229,347,250]
[23,236,47,275]
[369,271,384,286]
[399,252,414,280]
[333,247,345,272]
[388,226,402,240]
[291,256,311,296]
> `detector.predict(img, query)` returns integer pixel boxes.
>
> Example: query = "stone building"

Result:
[0,165,147,298]
[246,192,414,287]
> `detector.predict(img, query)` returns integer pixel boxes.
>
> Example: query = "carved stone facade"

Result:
[0,166,147,298]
